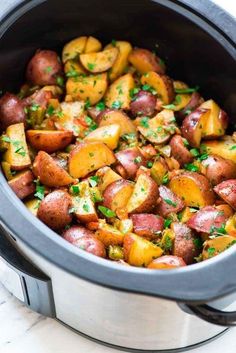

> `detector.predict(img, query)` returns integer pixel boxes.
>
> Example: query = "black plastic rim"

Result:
[1,0,236,304]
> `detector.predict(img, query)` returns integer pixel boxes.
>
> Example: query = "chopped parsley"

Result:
[163,235,173,251]
[66,69,79,78]
[2,137,26,157]
[15,146,26,156]
[146,161,153,168]
[34,180,45,200]
[46,105,55,116]
[111,100,122,109]
[229,145,236,150]
[162,173,169,184]
[163,198,177,207]
[184,163,199,172]
[69,206,77,214]
[207,247,216,257]
[98,205,116,218]
[71,185,80,195]
[87,62,96,71]
[164,218,172,228]
[174,86,199,94]
[129,87,140,99]
[111,39,117,47]
[85,98,91,109]
[139,117,149,128]
[30,103,40,111]
[210,224,226,235]
[182,138,189,147]
[82,203,90,212]
[56,76,64,87]
[193,237,203,250]
[95,101,106,111]
[190,148,200,157]
[89,175,99,187]
[44,66,53,73]
[134,156,142,164]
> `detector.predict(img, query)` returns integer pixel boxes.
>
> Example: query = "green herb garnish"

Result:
[89,175,99,187]
[98,206,116,218]
[163,198,177,207]
[174,86,199,94]
[164,218,172,228]
[184,163,199,172]
[139,117,149,128]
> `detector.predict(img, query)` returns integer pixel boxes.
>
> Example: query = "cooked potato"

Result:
[62,225,105,258]
[200,99,228,139]
[54,101,85,137]
[71,195,98,223]
[105,73,135,109]
[3,123,31,170]
[202,235,236,260]
[8,170,35,200]
[96,166,122,192]
[24,198,40,216]
[80,48,119,73]
[84,124,121,149]
[169,135,193,166]
[115,147,147,179]
[178,92,204,120]
[0,93,26,132]
[26,50,63,86]
[118,218,133,234]
[66,73,108,105]
[179,207,193,223]
[126,173,159,213]
[68,141,116,178]
[84,36,102,53]
[150,158,169,185]
[148,255,186,269]
[62,36,87,63]
[95,220,124,246]
[181,108,210,147]
[131,213,164,239]
[105,41,132,81]
[169,172,215,208]
[26,130,73,153]
[64,59,86,76]
[128,48,165,74]
[137,109,176,144]
[140,72,174,104]
[37,190,72,230]
[156,185,185,217]
[1,161,14,180]
[201,155,236,186]
[98,109,136,135]
[216,204,234,218]
[225,214,236,237]
[103,179,134,212]
[130,90,157,117]
[123,233,163,266]
[214,179,236,210]
[202,136,236,163]
[187,206,228,233]
[171,222,200,264]
[33,151,74,187]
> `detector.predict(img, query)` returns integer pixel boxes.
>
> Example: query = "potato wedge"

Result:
[105,73,135,109]
[26,130,73,153]
[3,123,31,170]
[123,233,163,267]
[187,206,228,233]
[71,195,98,223]
[62,36,87,63]
[115,147,147,179]
[201,155,236,186]
[84,36,102,53]
[103,179,134,212]
[202,136,236,163]
[140,72,174,104]
[214,179,236,210]
[68,141,116,178]
[131,213,164,240]
[128,48,165,74]
[66,73,108,105]
[24,198,40,216]
[105,41,132,81]
[126,173,159,213]
[181,108,210,147]
[64,60,86,76]
[178,92,204,120]
[84,124,121,150]
[96,166,122,192]
[80,48,119,73]
[170,135,193,166]
[98,109,136,135]
[156,185,185,217]
[8,170,35,200]
[33,151,74,187]
[200,99,228,139]
[95,220,124,246]
[169,171,215,208]
[148,255,186,269]
[202,235,236,260]
[150,158,169,185]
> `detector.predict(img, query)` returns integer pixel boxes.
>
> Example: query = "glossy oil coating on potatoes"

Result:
[0,93,26,132]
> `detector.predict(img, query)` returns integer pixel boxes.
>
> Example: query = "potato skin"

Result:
[156,185,185,217]
[177,92,204,120]
[0,93,26,131]
[130,90,157,117]
[23,89,53,109]
[131,214,164,239]
[103,179,134,212]
[187,206,228,233]
[8,170,35,200]
[37,190,72,230]
[181,108,209,147]
[115,147,147,179]
[169,135,193,166]
[214,179,236,210]
[201,155,236,186]
[148,255,186,269]
[62,225,105,258]
[26,50,63,86]
[27,130,73,153]
[128,48,165,74]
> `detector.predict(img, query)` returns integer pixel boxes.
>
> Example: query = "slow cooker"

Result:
[1,0,236,351]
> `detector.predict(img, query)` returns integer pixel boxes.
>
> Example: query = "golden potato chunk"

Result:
[105,73,135,109]
[105,41,132,81]
[62,36,87,63]
[141,71,175,104]
[84,124,121,150]
[80,48,119,73]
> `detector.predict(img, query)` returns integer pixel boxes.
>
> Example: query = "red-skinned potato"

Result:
[201,155,236,186]
[0,93,26,132]
[181,108,210,147]
[169,135,193,166]
[130,90,157,117]
[26,50,63,86]
[103,179,134,212]
[33,151,74,187]
[177,92,204,120]
[115,147,147,179]
[23,89,53,109]
[37,190,72,230]
[187,206,228,233]
[62,225,105,258]
[27,130,73,153]
[156,185,185,217]
[126,173,159,213]
[171,222,200,264]
[148,255,186,269]
[131,214,164,240]
[8,170,35,200]
[128,48,165,74]
[214,179,236,210]
[200,99,228,139]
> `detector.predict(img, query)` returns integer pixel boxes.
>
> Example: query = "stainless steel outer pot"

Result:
[1,0,236,351]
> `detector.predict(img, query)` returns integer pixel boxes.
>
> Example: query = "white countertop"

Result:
[1,0,236,352]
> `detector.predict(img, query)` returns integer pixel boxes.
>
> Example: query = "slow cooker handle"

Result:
[186,304,236,326]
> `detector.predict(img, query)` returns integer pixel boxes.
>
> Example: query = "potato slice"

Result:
[64,60,86,76]
[96,166,122,192]
[66,73,108,105]
[128,48,165,74]
[95,220,124,246]
[202,136,236,163]
[26,130,73,153]
[84,36,102,53]
[84,124,121,150]
[200,99,228,139]
[150,158,168,185]
[25,198,40,216]
[126,173,159,213]
[33,151,74,187]
[68,141,116,178]
[80,48,119,73]
[181,108,210,147]
[3,123,31,170]
[140,72,174,104]
[71,195,98,223]
[103,179,134,212]
[169,171,215,208]
[105,73,135,109]
[105,41,132,81]
[98,109,136,135]
[123,233,163,267]
[62,36,87,63]
[8,170,35,200]
[202,235,236,260]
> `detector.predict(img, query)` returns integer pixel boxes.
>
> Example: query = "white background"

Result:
[0,0,236,352]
